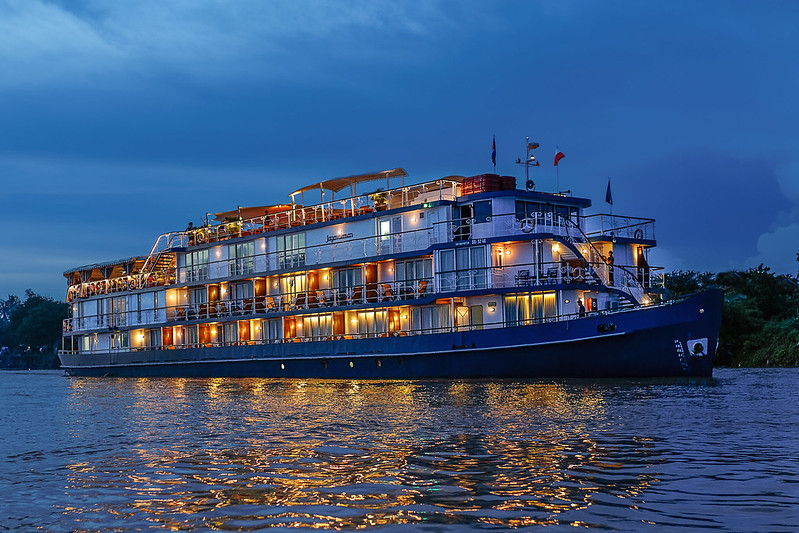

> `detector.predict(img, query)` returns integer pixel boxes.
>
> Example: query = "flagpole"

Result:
[557,165,560,193]
[492,135,496,174]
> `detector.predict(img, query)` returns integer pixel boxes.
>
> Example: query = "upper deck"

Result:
[63,169,655,302]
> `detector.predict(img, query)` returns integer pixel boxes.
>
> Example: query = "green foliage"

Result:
[717,265,799,321]
[666,266,799,367]
[0,290,67,369]
[664,270,716,297]
[0,294,22,348]
[716,295,764,366]
[741,318,799,366]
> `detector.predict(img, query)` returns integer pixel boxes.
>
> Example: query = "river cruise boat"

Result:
[59,154,722,378]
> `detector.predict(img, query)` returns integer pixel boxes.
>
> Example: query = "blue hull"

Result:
[60,290,723,379]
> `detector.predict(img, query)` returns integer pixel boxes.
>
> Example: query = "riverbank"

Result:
[664,267,799,367]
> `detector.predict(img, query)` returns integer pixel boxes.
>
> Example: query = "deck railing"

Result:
[66,209,623,300]
[582,214,655,241]
[59,298,667,356]
[62,259,662,334]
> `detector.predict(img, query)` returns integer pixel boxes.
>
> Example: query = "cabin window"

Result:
[231,282,253,301]
[74,302,84,329]
[377,216,402,253]
[224,322,238,344]
[515,201,578,224]
[109,297,126,327]
[438,245,487,291]
[110,331,128,350]
[186,249,209,282]
[269,319,281,341]
[249,319,264,341]
[279,273,306,300]
[503,292,557,326]
[411,304,451,334]
[453,205,473,241]
[148,328,161,349]
[188,325,199,346]
[81,334,98,353]
[276,232,306,269]
[378,219,391,241]
[473,200,492,224]
[515,201,542,221]
[303,313,333,339]
[332,267,362,290]
[191,287,207,305]
[229,242,255,275]
[345,310,387,336]
[396,258,432,286]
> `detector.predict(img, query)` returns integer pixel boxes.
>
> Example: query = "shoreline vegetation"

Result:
[664,266,799,367]
[1,266,797,370]
[0,290,67,370]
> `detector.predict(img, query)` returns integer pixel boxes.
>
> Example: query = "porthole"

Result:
[322,359,328,369]
[349,361,354,368]
[376,359,382,368]
[280,363,285,370]
[397,357,403,366]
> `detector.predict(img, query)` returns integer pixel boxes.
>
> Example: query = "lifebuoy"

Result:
[520,218,534,233]
[634,228,644,240]
[196,232,206,244]
[128,278,137,290]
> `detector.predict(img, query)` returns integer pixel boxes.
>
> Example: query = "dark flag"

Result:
[491,136,496,167]
[605,178,613,205]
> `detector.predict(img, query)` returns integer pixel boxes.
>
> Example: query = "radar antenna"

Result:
[516,137,540,191]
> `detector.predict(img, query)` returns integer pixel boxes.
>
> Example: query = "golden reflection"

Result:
[63,378,660,529]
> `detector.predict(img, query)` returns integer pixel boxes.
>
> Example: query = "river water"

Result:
[1,369,797,532]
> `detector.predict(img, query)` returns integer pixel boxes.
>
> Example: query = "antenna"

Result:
[516,136,540,191]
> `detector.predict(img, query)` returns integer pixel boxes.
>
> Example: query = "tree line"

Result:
[664,265,799,366]
[1,266,798,370]
[0,290,68,369]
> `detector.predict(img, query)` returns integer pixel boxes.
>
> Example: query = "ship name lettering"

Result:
[327,232,354,243]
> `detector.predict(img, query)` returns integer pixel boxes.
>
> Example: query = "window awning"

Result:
[288,168,407,197]
[212,204,293,222]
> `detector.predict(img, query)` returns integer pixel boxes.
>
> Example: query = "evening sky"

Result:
[1,0,797,299]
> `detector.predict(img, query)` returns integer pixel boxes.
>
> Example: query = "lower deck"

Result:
[60,290,724,379]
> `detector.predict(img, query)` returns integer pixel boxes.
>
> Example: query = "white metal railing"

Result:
[59,298,667,356]
[63,256,663,334]
[65,210,657,308]
[582,214,655,241]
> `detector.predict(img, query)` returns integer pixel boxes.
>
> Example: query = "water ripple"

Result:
[1,369,798,531]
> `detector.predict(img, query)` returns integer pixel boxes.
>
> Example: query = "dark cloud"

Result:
[1,0,798,298]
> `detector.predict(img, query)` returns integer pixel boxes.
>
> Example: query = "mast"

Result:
[516,136,540,191]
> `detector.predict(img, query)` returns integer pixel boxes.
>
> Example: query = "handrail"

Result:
[65,210,658,307]
[581,213,655,240]
[59,299,657,356]
[62,258,664,334]
[559,216,649,298]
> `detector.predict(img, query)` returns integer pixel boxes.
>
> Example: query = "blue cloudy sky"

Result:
[1,0,798,299]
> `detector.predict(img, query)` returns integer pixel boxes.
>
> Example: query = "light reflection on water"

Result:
[2,370,798,531]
